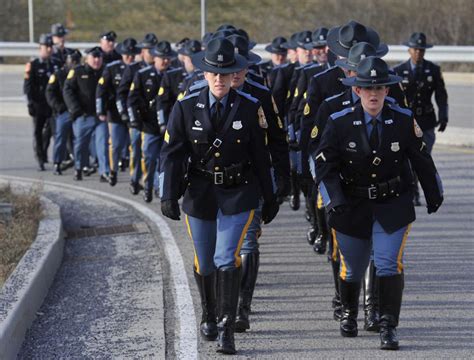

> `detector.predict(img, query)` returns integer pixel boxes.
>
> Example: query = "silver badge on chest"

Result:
[232,120,243,130]
[391,142,400,152]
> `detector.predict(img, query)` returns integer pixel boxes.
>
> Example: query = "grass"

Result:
[0,184,43,287]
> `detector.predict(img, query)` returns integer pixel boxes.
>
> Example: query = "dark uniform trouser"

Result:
[32,113,52,163]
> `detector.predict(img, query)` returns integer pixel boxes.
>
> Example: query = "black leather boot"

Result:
[339,279,360,337]
[194,271,218,341]
[331,259,342,321]
[413,173,421,206]
[53,163,62,175]
[235,253,259,333]
[216,267,241,355]
[129,182,143,195]
[109,171,117,186]
[363,260,379,332]
[306,188,318,245]
[313,207,329,254]
[73,169,82,181]
[143,188,153,203]
[379,274,404,350]
[289,170,300,211]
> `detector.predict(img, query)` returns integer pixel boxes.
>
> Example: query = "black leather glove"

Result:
[262,198,279,224]
[288,140,300,151]
[161,199,181,220]
[427,197,443,214]
[120,111,130,123]
[438,120,447,132]
[329,204,350,215]
[27,103,36,117]
[275,176,290,199]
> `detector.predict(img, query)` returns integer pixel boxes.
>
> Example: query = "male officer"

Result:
[100,31,121,64]
[63,46,109,181]
[316,56,443,350]
[160,38,278,355]
[261,36,288,89]
[24,33,60,170]
[50,23,74,66]
[96,38,140,186]
[117,33,158,195]
[394,32,448,205]
[46,49,82,175]
[226,34,290,332]
[127,41,172,202]
[176,40,204,97]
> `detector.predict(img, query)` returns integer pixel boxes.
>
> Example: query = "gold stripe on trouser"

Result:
[108,123,114,171]
[317,191,323,209]
[234,209,255,268]
[129,129,134,177]
[185,215,201,274]
[397,224,412,273]
[331,228,339,262]
[333,229,347,280]
[141,132,148,182]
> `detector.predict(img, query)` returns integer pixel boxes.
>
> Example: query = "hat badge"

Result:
[370,69,377,77]
[217,54,224,62]
[360,54,366,60]
[418,39,422,44]
[319,35,324,40]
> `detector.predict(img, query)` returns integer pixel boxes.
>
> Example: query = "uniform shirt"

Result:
[315,102,443,239]
[156,67,187,126]
[116,61,148,116]
[24,57,60,106]
[45,67,69,115]
[63,64,103,119]
[95,59,126,123]
[364,111,383,139]
[102,49,122,65]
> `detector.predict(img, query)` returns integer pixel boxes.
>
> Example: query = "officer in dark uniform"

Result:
[24,33,60,170]
[100,31,121,65]
[316,56,443,350]
[176,40,204,97]
[160,38,278,355]
[127,41,173,202]
[50,23,75,67]
[96,38,140,186]
[394,32,448,205]
[63,46,109,181]
[225,34,290,333]
[116,33,158,195]
[261,36,288,89]
[46,49,82,175]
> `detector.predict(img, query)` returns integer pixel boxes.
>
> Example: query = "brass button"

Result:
[349,160,353,164]
[394,159,398,163]
[215,152,220,157]
[194,140,198,143]
[237,139,241,143]
[371,174,377,178]
[372,150,377,154]
[214,166,220,171]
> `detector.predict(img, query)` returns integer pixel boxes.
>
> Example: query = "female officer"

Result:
[160,37,279,355]
[315,56,443,350]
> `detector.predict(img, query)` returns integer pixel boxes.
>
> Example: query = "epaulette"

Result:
[138,65,152,73]
[245,78,269,92]
[236,90,259,104]
[106,60,122,67]
[313,65,334,80]
[388,103,412,117]
[179,91,200,102]
[304,63,321,72]
[324,91,346,103]
[385,96,396,104]
[166,67,183,74]
[330,106,354,120]
[278,62,290,69]
[189,79,208,93]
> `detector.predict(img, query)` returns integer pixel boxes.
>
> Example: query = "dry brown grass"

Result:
[0,184,43,287]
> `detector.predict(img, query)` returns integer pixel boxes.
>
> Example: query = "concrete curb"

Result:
[0,196,64,359]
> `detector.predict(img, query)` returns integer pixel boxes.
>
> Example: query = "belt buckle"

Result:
[214,172,224,185]
[213,138,222,148]
[368,186,377,200]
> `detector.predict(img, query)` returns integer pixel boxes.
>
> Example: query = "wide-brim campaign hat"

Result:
[192,37,247,74]
[85,46,103,57]
[136,33,159,49]
[303,27,328,49]
[342,56,402,87]
[282,33,300,50]
[227,34,262,65]
[265,36,288,54]
[403,32,433,49]
[177,39,202,56]
[100,31,117,42]
[116,38,141,55]
[150,41,177,58]
[335,42,377,71]
[51,23,68,37]
[327,20,388,57]
[39,33,54,47]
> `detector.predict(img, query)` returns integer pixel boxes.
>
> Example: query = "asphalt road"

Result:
[1,70,473,358]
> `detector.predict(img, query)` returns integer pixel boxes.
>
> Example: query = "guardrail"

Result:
[1,42,473,63]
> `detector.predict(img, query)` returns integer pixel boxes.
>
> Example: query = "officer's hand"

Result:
[427,197,443,214]
[275,176,290,199]
[98,114,107,122]
[120,112,130,123]
[329,204,350,215]
[262,198,279,224]
[27,103,36,117]
[161,199,181,220]
[159,124,167,136]
[129,121,140,129]
[438,120,447,132]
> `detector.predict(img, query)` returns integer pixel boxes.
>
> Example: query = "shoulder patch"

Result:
[304,103,310,116]
[414,119,423,138]
[245,78,270,92]
[158,86,164,96]
[189,79,208,93]
[67,69,75,80]
[164,130,170,143]
[236,90,259,104]
[166,67,183,74]
[98,77,105,85]
[138,65,152,73]
[294,88,299,98]
[129,82,135,91]
[48,74,56,84]
[271,96,279,114]
[311,126,319,139]
[330,106,355,121]
[179,91,200,102]
[177,92,185,100]
[385,96,396,104]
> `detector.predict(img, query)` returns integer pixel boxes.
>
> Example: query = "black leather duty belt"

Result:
[344,176,401,200]
[189,162,250,186]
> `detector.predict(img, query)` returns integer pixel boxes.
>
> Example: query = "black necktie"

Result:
[414,65,423,82]
[369,118,379,150]
[211,101,222,131]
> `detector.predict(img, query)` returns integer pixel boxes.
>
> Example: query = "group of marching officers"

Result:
[24,20,448,354]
